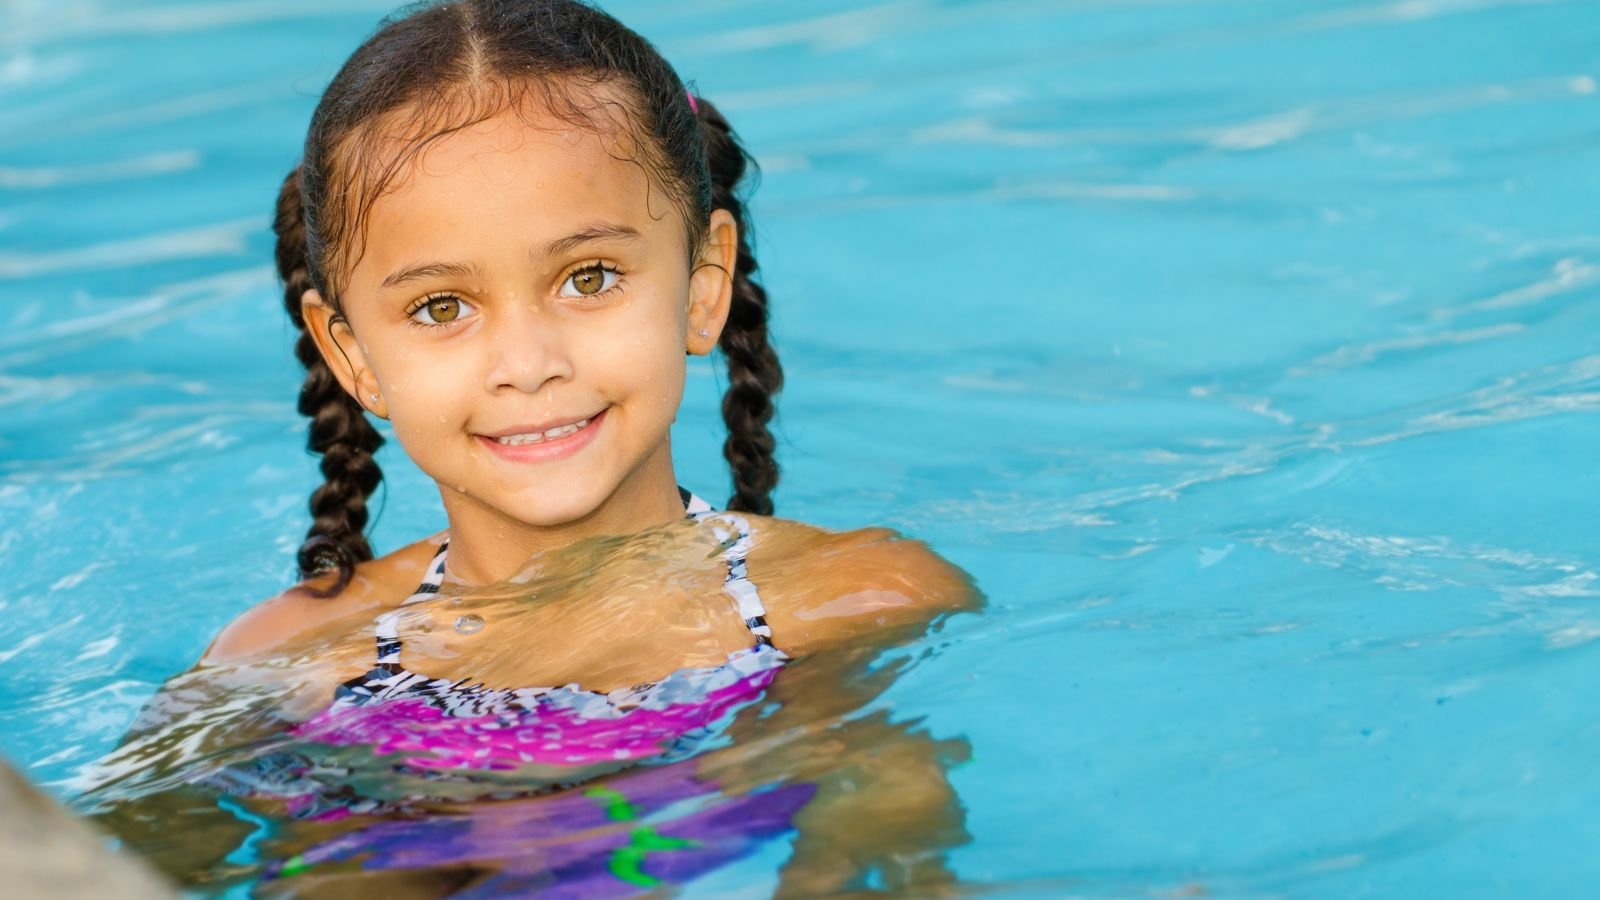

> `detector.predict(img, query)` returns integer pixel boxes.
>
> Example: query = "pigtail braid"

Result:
[693,99,783,515]
[274,166,385,596]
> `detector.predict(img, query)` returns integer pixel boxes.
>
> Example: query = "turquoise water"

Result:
[5,0,1600,894]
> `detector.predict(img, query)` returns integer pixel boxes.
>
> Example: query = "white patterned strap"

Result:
[698,511,773,645]
[375,542,448,665]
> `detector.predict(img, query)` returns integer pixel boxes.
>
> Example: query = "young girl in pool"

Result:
[93,0,977,894]
[204,0,973,675]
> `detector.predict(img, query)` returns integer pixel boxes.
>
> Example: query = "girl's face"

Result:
[304,94,735,544]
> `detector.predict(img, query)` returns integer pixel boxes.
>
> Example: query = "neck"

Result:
[436,443,686,586]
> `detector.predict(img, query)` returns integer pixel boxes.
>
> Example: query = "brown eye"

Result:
[428,297,460,322]
[408,294,475,327]
[572,268,604,295]
[561,264,619,298]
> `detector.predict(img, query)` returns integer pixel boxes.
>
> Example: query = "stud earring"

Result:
[697,329,710,337]
[369,393,379,403]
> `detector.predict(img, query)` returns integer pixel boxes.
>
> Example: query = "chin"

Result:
[498,483,609,527]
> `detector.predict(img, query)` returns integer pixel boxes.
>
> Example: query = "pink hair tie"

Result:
[686,90,698,113]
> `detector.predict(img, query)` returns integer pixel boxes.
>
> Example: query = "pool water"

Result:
[5,0,1600,895]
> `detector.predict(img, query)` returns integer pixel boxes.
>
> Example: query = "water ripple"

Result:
[0,218,260,280]
[0,267,270,363]
[0,150,200,189]
[1,403,296,484]
[2,0,397,47]
[3,81,288,143]
[1433,257,1600,321]
[675,1,935,55]
[1287,0,1566,32]
[1290,324,1526,376]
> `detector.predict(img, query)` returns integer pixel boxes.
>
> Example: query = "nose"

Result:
[482,305,573,395]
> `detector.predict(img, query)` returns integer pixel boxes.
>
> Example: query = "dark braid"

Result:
[274,167,385,596]
[693,99,782,515]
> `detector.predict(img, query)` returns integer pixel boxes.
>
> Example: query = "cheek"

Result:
[624,316,688,403]
[372,352,472,437]
[587,333,686,408]
[585,290,689,399]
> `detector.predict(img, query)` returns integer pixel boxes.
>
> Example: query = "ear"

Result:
[686,208,738,356]
[301,288,387,419]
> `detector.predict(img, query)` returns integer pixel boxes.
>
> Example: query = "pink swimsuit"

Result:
[228,493,815,894]
[289,492,786,790]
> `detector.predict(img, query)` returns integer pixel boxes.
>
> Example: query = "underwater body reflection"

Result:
[78,517,977,897]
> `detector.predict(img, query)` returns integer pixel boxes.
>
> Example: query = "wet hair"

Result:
[272,0,782,595]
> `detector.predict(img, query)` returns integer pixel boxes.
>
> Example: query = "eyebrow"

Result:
[541,222,643,258]
[381,260,482,289]
[378,223,643,290]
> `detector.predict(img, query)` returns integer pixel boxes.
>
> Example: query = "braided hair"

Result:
[274,167,385,597]
[694,99,782,515]
[275,0,781,591]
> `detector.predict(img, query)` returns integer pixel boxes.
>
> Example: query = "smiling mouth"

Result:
[481,410,604,446]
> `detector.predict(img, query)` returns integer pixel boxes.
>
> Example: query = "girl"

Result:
[93,0,979,894]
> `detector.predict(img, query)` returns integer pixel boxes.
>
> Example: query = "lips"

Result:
[475,408,607,463]
[484,415,595,446]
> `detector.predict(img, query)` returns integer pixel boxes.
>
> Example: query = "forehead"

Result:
[347,93,678,284]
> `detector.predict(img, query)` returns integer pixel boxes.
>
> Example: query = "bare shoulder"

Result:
[746,517,982,657]
[200,535,445,666]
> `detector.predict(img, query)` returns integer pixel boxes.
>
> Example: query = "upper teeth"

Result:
[494,418,590,445]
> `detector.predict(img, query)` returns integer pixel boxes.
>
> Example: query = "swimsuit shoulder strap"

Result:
[687,505,774,647]
[374,541,448,667]
[681,485,715,515]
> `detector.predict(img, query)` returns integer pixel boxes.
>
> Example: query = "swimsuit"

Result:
[288,490,789,781]
[262,759,816,896]
[221,491,814,894]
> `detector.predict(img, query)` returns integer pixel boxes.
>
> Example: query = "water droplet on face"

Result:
[454,614,485,635]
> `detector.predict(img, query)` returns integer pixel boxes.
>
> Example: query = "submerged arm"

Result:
[712,524,983,895]
[84,584,377,885]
